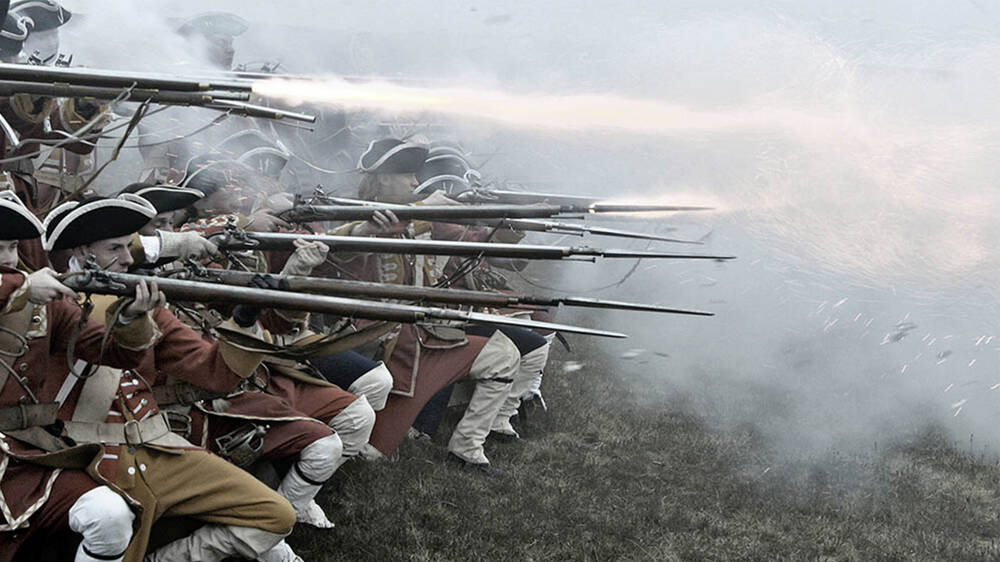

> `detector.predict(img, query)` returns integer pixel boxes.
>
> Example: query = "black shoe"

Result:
[517,393,547,424]
[447,452,505,476]
[488,430,520,444]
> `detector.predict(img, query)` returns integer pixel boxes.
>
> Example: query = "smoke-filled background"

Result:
[60,1,1000,457]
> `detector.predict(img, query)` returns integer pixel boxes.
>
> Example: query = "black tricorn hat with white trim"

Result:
[0,12,28,56]
[120,183,204,214]
[179,153,240,195]
[43,195,156,251]
[176,11,248,38]
[216,129,290,179]
[11,0,70,32]
[427,142,476,168]
[0,190,42,240]
[358,138,428,175]
[414,154,472,195]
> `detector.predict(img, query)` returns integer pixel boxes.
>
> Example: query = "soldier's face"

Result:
[22,28,59,63]
[375,173,419,204]
[73,235,134,273]
[140,212,175,236]
[205,34,235,69]
[0,240,19,269]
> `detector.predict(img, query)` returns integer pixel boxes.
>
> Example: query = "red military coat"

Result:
[0,268,154,541]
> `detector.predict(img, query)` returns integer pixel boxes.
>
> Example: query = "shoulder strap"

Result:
[71,366,121,422]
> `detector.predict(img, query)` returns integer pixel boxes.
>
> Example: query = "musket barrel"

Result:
[282,203,711,223]
[454,189,606,206]
[0,62,253,93]
[215,231,734,261]
[0,80,249,104]
[207,99,317,123]
[283,204,568,222]
[61,271,626,338]
[176,269,716,316]
[293,196,690,243]
[187,269,516,307]
[587,204,713,213]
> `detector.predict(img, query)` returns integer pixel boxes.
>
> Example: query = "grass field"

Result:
[286,346,1000,562]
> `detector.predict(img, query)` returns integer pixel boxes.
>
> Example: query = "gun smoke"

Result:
[63,0,1000,463]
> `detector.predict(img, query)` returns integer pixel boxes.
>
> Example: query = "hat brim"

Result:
[177,11,248,37]
[361,143,428,174]
[413,174,470,195]
[0,196,42,239]
[134,186,204,214]
[44,199,155,251]
[12,0,71,31]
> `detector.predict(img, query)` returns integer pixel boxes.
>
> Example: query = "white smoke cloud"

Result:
[49,0,1000,457]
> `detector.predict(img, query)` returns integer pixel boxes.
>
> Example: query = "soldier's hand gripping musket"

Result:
[58,269,628,338]
[168,266,716,317]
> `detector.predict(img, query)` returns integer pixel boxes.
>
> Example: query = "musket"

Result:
[171,267,715,317]
[453,188,607,206]
[495,218,693,244]
[212,228,736,261]
[59,269,627,338]
[291,194,689,243]
[0,62,316,123]
[278,203,712,224]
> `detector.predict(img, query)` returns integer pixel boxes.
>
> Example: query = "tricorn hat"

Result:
[179,153,241,195]
[176,11,248,38]
[11,0,70,32]
[0,12,28,57]
[358,138,429,175]
[216,129,290,179]
[43,195,156,251]
[0,190,42,240]
[427,141,476,168]
[120,182,204,214]
[414,154,473,195]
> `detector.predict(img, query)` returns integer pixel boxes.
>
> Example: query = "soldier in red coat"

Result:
[174,161,390,476]
[328,138,523,472]
[0,191,141,562]
[41,196,301,562]
[410,147,553,440]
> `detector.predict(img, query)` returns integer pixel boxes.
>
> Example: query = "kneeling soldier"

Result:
[40,195,300,562]
[0,191,136,562]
